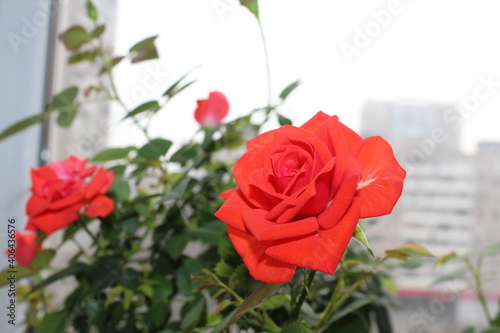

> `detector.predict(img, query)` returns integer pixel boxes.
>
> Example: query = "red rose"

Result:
[215,111,406,283]
[26,156,114,235]
[194,91,229,127]
[4,232,41,268]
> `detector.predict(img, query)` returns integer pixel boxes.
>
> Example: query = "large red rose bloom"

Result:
[215,111,406,284]
[26,156,114,235]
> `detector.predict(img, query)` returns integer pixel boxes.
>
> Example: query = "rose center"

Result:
[282,159,299,178]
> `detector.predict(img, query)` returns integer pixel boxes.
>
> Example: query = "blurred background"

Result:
[1,1,500,332]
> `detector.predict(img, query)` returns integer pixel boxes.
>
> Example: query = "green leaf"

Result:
[68,50,96,64]
[125,100,160,119]
[138,138,172,159]
[278,114,292,126]
[218,234,237,262]
[138,284,154,299]
[328,296,377,325]
[435,252,458,265]
[166,232,190,260]
[224,284,282,329]
[384,249,410,262]
[56,104,79,127]
[210,308,237,333]
[162,67,199,98]
[91,24,105,38]
[163,178,190,200]
[176,259,204,296]
[86,0,98,22]
[85,256,124,292]
[279,79,301,100]
[281,321,313,333]
[31,263,86,293]
[101,56,125,74]
[181,297,205,332]
[37,310,67,333]
[166,80,196,99]
[262,294,288,311]
[0,266,34,287]
[92,146,136,162]
[239,0,259,19]
[129,35,159,63]
[31,249,56,271]
[110,177,131,201]
[380,276,398,294]
[59,25,91,50]
[170,144,199,163]
[398,243,434,258]
[120,216,139,235]
[0,112,50,141]
[352,225,374,257]
[108,164,126,176]
[49,86,79,109]
[214,261,234,279]
[123,288,133,310]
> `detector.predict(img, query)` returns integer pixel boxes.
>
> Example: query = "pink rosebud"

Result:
[194,91,229,127]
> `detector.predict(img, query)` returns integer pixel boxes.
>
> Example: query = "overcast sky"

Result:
[111,0,500,154]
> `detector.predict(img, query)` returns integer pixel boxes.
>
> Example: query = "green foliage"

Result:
[59,25,91,50]
[239,0,259,19]
[279,79,301,100]
[352,225,374,257]
[3,2,460,333]
[129,35,159,63]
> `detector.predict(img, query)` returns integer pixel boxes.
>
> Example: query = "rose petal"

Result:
[26,194,51,217]
[242,209,319,241]
[355,136,406,218]
[48,190,84,210]
[237,126,322,207]
[215,189,253,231]
[227,226,296,284]
[85,168,113,200]
[265,157,336,223]
[221,189,236,200]
[318,156,361,229]
[265,202,360,275]
[83,195,114,218]
[30,167,57,195]
[300,111,331,133]
[25,203,83,235]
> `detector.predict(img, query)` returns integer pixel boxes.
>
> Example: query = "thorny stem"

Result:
[290,269,316,319]
[317,258,383,330]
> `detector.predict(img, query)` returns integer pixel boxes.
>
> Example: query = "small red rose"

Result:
[25,156,114,235]
[4,232,42,268]
[194,91,229,127]
[215,111,406,284]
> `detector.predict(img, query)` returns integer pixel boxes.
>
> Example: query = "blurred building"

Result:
[360,101,500,332]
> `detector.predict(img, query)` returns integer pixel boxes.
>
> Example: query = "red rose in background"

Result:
[26,156,114,235]
[215,111,406,284]
[194,91,229,127]
[4,232,42,268]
